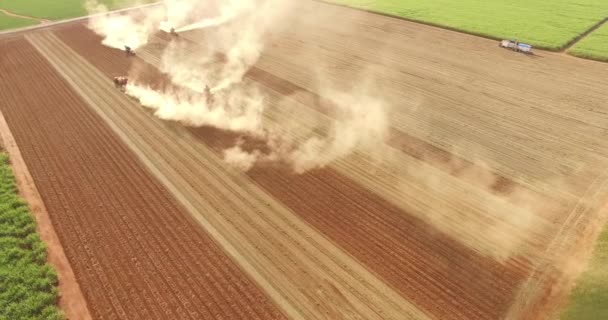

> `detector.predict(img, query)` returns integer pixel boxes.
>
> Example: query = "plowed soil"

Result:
[55,23,530,320]
[0,38,285,320]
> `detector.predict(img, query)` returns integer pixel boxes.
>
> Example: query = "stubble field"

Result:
[1,1,607,319]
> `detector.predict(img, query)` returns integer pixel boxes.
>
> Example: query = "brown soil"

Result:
[0,38,286,320]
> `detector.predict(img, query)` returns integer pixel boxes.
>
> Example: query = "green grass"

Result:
[0,12,37,30]
[569,22,608,61]
[561,225,608,319]
[0,0,86,20]
[329,0,608,50]
[0,0,154,21]
[0,153,63,320]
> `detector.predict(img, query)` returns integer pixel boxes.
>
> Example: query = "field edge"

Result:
[317,0,608,63]
[0,109,92,320]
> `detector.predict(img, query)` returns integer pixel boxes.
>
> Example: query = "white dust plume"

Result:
[85,0,165,50]
[86,0,263,50]
[172,0,255,33]
[125,81,265,133]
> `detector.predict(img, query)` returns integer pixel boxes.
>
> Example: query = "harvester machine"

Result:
[113,76,128,91]
[124,45,136,57]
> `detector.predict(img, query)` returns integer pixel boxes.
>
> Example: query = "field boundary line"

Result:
[562,18,608,52]
[313,0,608,63]
[0,109,92,320]
[312,0,521,46]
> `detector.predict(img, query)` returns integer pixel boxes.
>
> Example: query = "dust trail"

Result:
[85,0,165,49]
[172,0,255,33]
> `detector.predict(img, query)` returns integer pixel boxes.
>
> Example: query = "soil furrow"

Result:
[1,36,286,320]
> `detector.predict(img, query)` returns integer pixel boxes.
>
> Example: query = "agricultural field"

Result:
[0,0,607,319]
[0,12,37,30]
[569,21,608,61]
[329,0,608,51]
[0,153,62,320]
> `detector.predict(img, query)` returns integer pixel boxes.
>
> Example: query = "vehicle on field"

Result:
[113,76,128,91]
[204,85,214,105]
[499,39,533,53]
[124,45,136,56]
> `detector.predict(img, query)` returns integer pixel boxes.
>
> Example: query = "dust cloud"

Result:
[85,0,165,49]
[87,0,390,173]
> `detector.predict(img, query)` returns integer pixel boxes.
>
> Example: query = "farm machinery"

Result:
[113,76,128,91]
[499,39,533,54]
[124,45,136,57]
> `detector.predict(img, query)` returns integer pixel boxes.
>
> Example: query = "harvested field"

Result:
[0,0,607,319]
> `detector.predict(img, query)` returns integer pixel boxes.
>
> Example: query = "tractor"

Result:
[113,76,128,91]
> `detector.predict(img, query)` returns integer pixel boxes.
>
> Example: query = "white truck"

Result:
[499,39,533,53]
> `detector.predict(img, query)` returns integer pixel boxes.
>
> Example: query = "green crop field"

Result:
[569,22,608,62]
[0,12,37,31]
[561,225,608,320]
[329,0,608,51]
[0,0,87,20]
[0,0,153,23]
[0,153,63,320]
